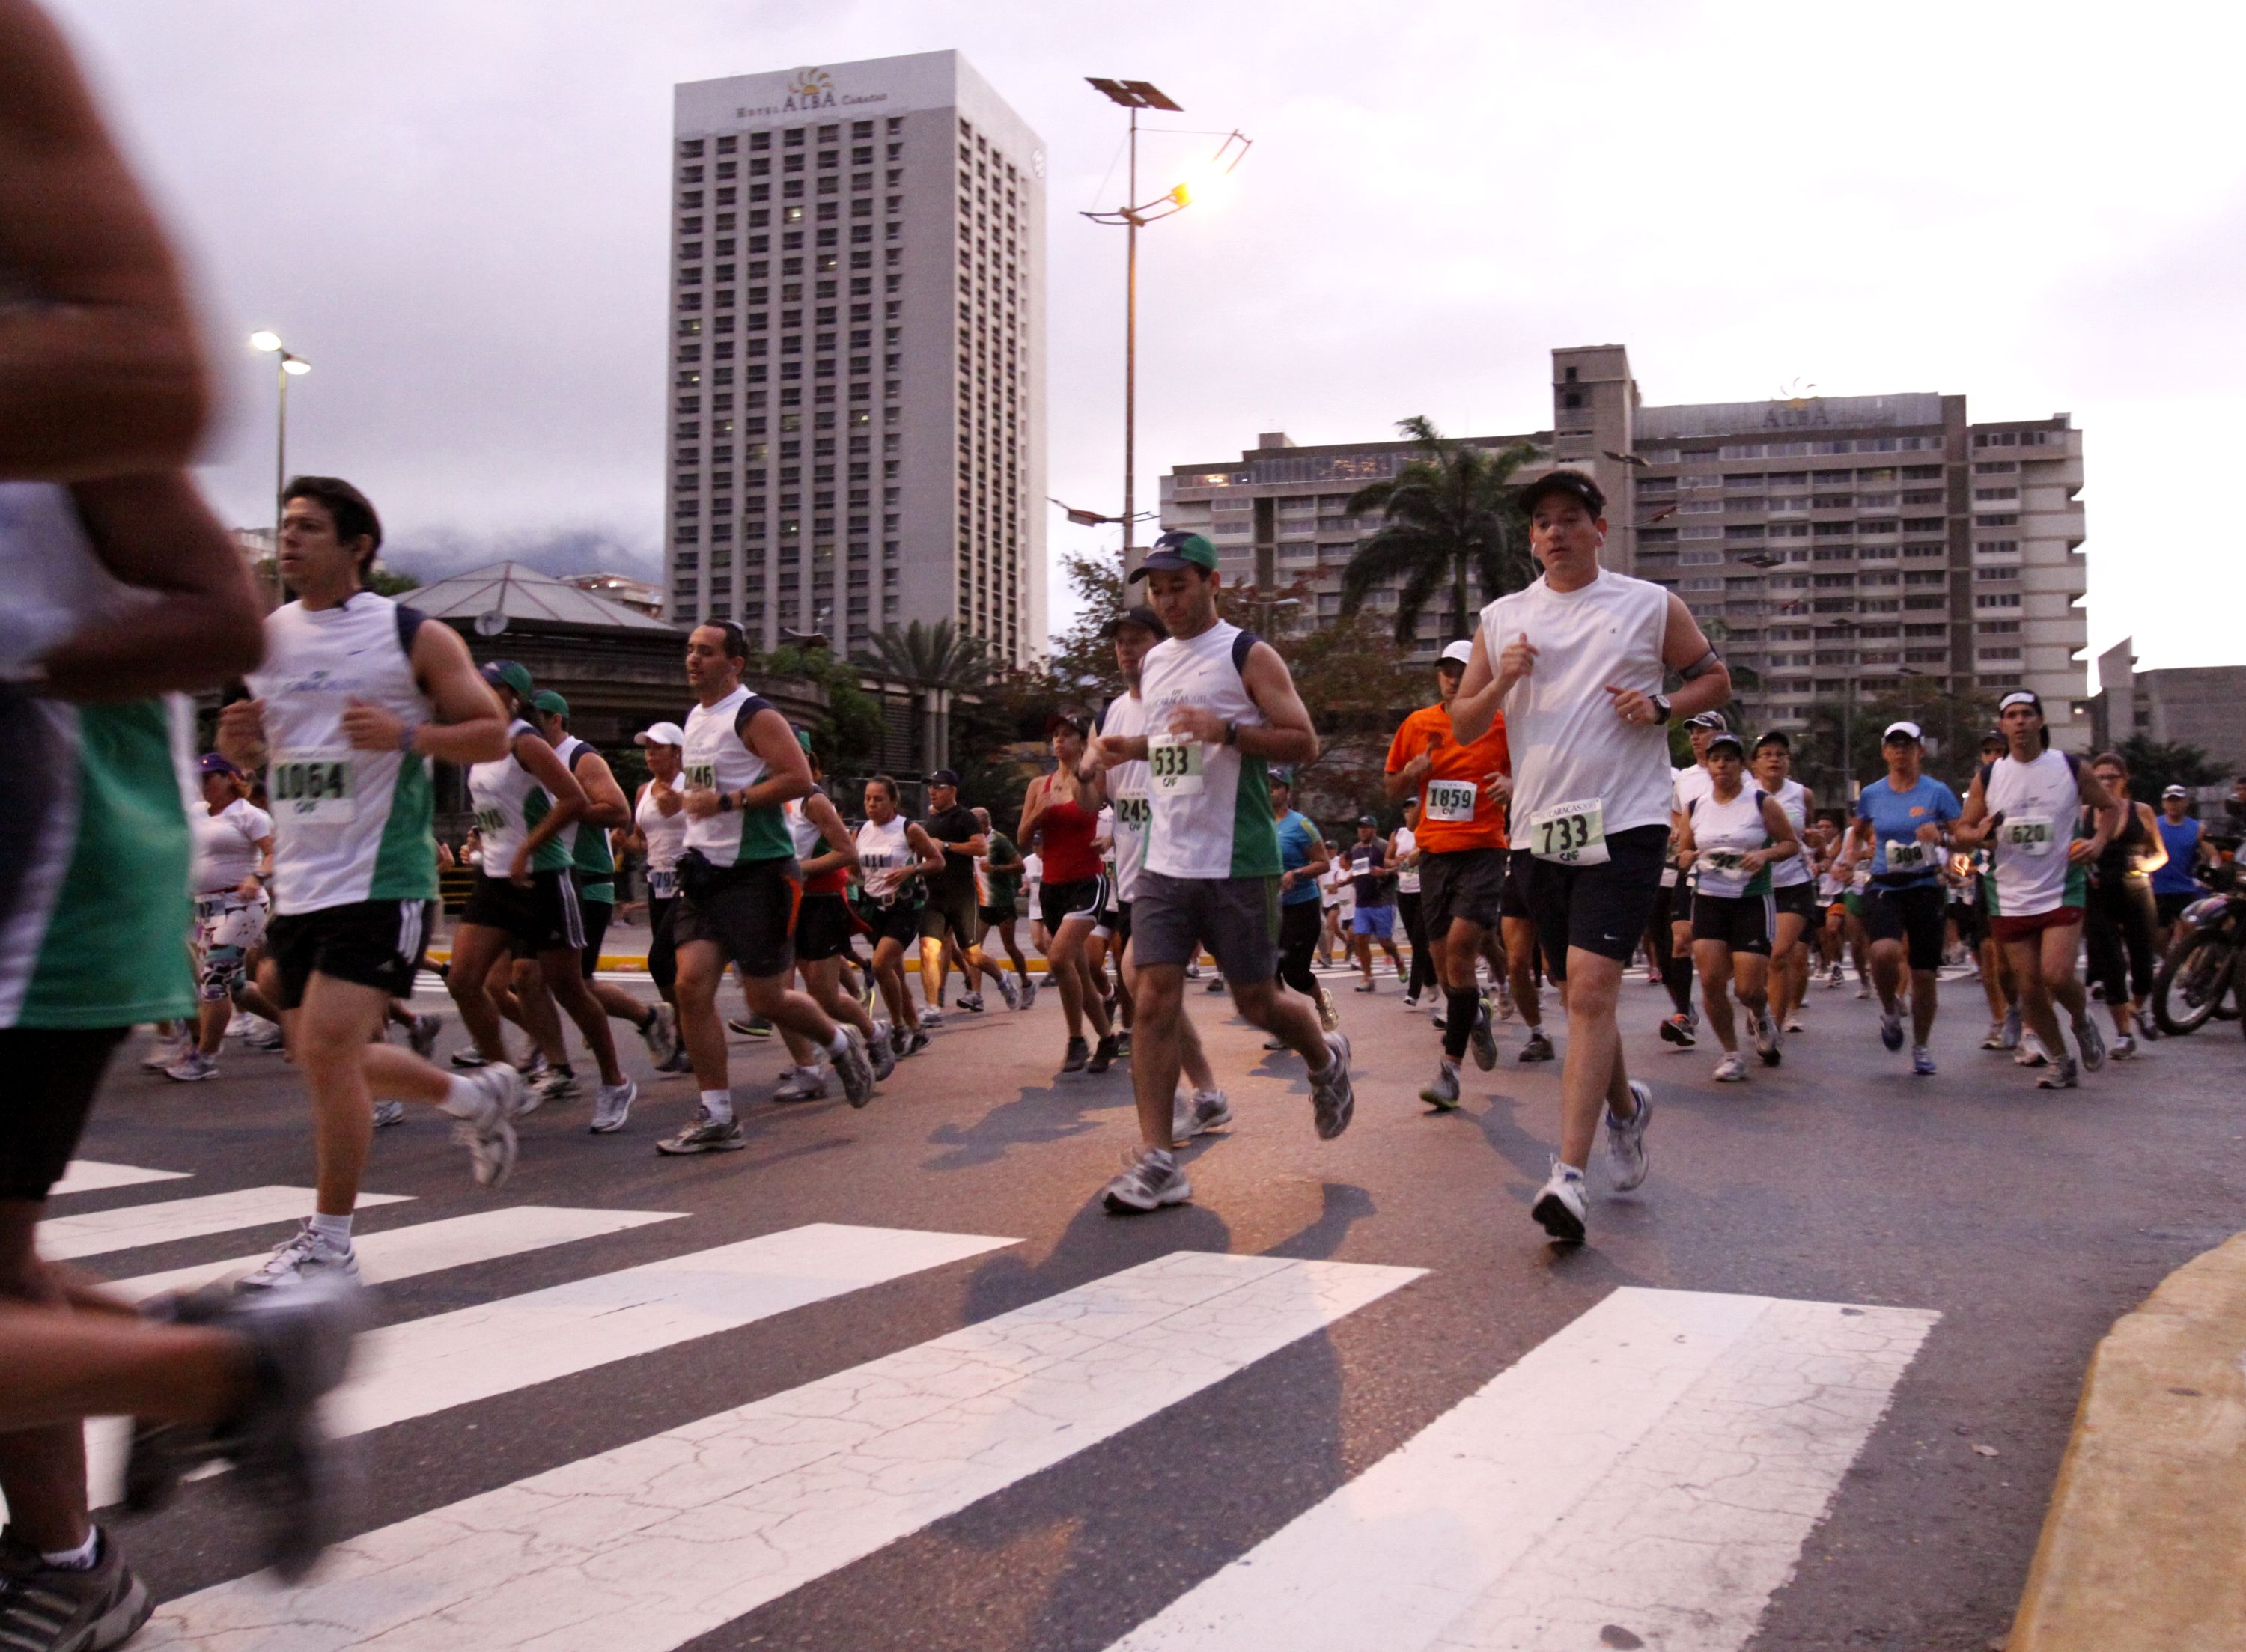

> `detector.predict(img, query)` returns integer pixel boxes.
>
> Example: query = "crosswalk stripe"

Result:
[49,1161,192,1197]
[141,1250,1423,1652]
[1104,1287,1938,1652]
[40,1186,411,1262]
[87,1220,1010,1508]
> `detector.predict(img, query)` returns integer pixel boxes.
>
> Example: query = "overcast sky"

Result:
[47,0,2246,672]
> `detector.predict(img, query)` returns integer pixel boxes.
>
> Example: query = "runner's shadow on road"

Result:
[917,1073,1139,1172]
[956,1192,1236,1325]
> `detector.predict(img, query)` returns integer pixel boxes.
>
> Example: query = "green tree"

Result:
[2116,735,2220,800]
[859,617,994,695]
[1795,678,2003,804]
[366,564,421,597]
[762,643,883,775]
[1340,417,1541,645]
[1043,550,1128,705]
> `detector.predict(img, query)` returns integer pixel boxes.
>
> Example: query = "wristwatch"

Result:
[1649,694,1673,725]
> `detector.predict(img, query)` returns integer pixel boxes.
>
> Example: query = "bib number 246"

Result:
[1530,798,1608,866]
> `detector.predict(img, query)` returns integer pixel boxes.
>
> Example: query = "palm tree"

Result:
[855,619,994,779]
[1340,416,1541,646]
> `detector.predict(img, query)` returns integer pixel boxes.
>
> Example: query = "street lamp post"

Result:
[1821,614,1859,805]
[1083,79,1250,570]
[249,330,309,600]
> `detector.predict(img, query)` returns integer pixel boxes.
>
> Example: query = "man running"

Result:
[1344,817,1404,990]
[1391,799,1434,1008]
[1750,731,1818,1034]
[1656,710,1726,1047]
[919,769,1002,1017]
[1953,691,2122,1088]
[660,621,874,1152]
[973,807,1036,1007]
[1844,720,1961,1075]
[1385,637,1518,1110]
[1449,469,1730,1243]
[1089,532,1353,1212]
[1268,773,1335,1033]
[2152,784,2214,948]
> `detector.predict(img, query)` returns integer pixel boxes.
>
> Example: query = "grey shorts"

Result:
[1130,869,1278,982]
[1419,847,1510,939]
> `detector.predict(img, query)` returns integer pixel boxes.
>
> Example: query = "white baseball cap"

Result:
[1439,639,1473,667]
[1883,719,1923,743]
[634,721,687,747]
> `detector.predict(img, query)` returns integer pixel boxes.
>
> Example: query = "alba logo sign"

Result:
[734,66,892,119]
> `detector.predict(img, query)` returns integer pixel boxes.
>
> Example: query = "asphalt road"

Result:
[52,960,2246,1652]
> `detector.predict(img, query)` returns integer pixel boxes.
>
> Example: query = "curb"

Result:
[2009,1231,2246,1650]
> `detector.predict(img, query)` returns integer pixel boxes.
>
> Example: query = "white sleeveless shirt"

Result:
[1480,568,1674,839]
[635,781,687,898]
[681,685,794,867]
[1100,691,1154,900]
[1688,784,1774,900]
[1137,620,1280,880]
[1984,748,2084,918]
[1768,778,1812,888]
[854,814,916,903]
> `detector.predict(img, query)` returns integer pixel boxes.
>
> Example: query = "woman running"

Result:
[622,722,690,1073]
[854,775,943,1060]
[2081,751,2164,1058]
[1749,732,1817,1034]
[1676,731,1801,1081]
[1018,710,1116,1073]
[771,745,892,1100]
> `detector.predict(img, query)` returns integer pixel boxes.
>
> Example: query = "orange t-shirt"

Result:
[1385,702,1511,852]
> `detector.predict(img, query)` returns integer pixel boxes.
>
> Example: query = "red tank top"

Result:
[1037,787,1103,883]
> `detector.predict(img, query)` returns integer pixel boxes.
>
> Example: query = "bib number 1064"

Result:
[1530,798,1609,866]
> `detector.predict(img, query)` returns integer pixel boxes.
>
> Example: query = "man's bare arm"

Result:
[1657,594,1730,720]
[0,0,207,477]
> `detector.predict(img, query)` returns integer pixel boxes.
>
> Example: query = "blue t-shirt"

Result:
[2152,815,2206,897]
[1276,810,1324,906]
[1854,774,1960,885]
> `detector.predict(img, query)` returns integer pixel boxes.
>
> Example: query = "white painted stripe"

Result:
[1107,1287,1938,1652]
[48,1161,190,1197]
[39,1186,410,1262]
[141,1250,1422,1652]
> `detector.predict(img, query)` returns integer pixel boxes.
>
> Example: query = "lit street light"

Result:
[1082,78,1251,569]
[250,330,310,600]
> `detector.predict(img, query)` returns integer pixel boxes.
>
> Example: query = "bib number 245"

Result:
[1530,798,1608,866]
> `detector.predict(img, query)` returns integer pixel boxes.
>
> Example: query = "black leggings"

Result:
[647,896,678,1003]
[1275,898,1323,999]
[2084,872,2157,1008]
[1397,891,1437,997]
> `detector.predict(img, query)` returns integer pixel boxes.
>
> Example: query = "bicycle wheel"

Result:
[2155,929,2235,1035]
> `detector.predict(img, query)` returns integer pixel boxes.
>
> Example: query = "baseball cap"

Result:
[1706,731,1746,758]
[532,689,568,719]
[1883,719,1923,743]
[1753,728,1791,750]
[1438,638,1474,668]
[634,721,686,747]
[197,752,242,778]
[1126,530,1219,582]
[1515,468,1606,518]
[1999,690,2044,715]
[925,768,961,788]
[480,659,534,701]
[1357,814,1377,826]
[1684,710,1729,731]
[1103,604,1169,640]
[1979,729,2006,748]
[2163,784,2191,800]
[1046,704,1092,735]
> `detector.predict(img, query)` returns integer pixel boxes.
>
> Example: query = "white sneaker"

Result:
[919,1007,943,1028]
[1102,1146,1190,1213]
[1753,1010,1782,1067]
[640,1002,680,1067]
[452,1065,523,1188]
[237,1220,359,1292]
[1604,1081,1653,1192]
[371,1100,405,1127]
[589,1079,638,1133]
[1530,1162,1588,1243]
[1170,1088,1232,1144]
[1019,976,1038,1010]
[772,1066,830,1103]
[164,1050,219,1083]
[993,974,1020,1011]
[2074,1016,2107,1072]
[1713,1052,1749,1082]
[142,1036,189,1072]
[2015,1033,2049,1068]
[224,1011,255,1039]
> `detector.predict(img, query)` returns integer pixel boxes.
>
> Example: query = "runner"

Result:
[853,774,941,1058]
[623,720,692,1069]
[770,740,892,1101]
[972,806,1036,1008]
[919,769,1005,1016]
[1449,469,1730,1243]
[1390,799,1435,1008]
[2152,784,2214,949]
[660,621,874,1152]
[1814,823,1850,988]
[447,662,636,1124]
[1344,817,1404,990]
[1384,637,1518,1111]
[532,690,679,1077]
[2080,750,2164,1058]
[1268,773,1335,1034]
[1845,720,1960,1076]
[1677,731,1801,1080]
[1089,532,1354,1211]
[1320,847,1352,966]
[1018,708,1116,1073]
[1954,692,2122,1088]
[1657,710,1726,1047]
[1749,731,1818,1034]
[164,753,277,1082]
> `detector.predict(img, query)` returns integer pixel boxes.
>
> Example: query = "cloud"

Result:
[385,524,661,587]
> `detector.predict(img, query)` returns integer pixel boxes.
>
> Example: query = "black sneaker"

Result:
[1113,1030,1133,1058]
[1087,1034,1121,1073]
[728,1016,773,1039]
[1467,1004,1499,1072]
[0,1528,150,1652]
[1518,1028,1556,1063]
[1659,1013,1697,1049]
[1061,1037,1089,1073]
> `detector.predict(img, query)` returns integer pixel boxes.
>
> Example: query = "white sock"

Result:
[41,1531,99,1570]
[1559,1162,1587,1181]
[700,1088,734,1124]
[310,1210,353,1248]
[439,1076,482,1118]
[828,1025,852,1057]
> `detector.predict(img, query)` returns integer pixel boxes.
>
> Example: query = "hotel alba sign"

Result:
[734,67,892,119]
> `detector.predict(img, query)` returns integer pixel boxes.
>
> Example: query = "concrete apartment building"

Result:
[2093,638,2246,776]
[663,52,1047,666]
[1160,343,2091,749]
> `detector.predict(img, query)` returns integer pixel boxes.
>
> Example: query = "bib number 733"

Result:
[1529,797,1609,866]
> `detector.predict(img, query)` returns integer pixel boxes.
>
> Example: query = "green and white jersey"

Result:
[682,686,795,867]
[0,483,194,1028]
[553,734,616,903]
[247,591,437,913]
[469,721,573,876]
[1138,621,1279,881]
[1982,748,2088,917]
[1099,690,1154,900]
[1687,784,1775,900]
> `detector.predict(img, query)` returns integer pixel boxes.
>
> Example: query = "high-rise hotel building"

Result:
[664,52,1047,665]
[1161,343,2090,749]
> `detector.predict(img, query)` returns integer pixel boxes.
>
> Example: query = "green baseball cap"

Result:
[532,689,569,719]
[1127,530,1219,582]
[480,659,535,701]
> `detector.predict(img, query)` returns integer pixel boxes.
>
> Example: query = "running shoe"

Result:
[401,1014,440,1060]
[237,1221,360,1292]
[728,1015,773,1038]
[453,1065,523,1188]
[1659,1012,1697,1049]
[868,1026,897,1082]
[529,1066,579,1112]
[224,1011,255,1039]
[993,974,1020,1011]
[1086,1034,1122,1073]
[589,1079,638,1133]
[1518,1028,1556,1063]
[2015,1034,2049,1068]
[640,1002,680,1067]
[371,1100,405,1128]
[1019,976,1038,1010]
[1981,1022,2009,1051]
[141,1037,188,1073]
[1114,1029,1133,1058]
[1879,1012,1905,1052]
[2036,1055,2080,1090]
[2111,1033,2137,1061]
[1101,1146,1190,1213]
[657,1049,695,1074]
[900,1028,930,1058]
[1754,1010,1782,1067]
[833,1028,876,1108]
[523,1051,549,1082]
[1419,1062,1461,1112]
[1494,987,1515,1023]
[2001,1006,2021,1049]
[1856,981,1872,1000]
[1827,963,1844,988]
[1430,1008,1446,1031]
[1911,1045,1937,1076]
[163,1050,219,1083]
[1317,987,1341,1033]
[1402,992,1420,1010]
[2075,1016,2107,1071]
[919,1007,944,1028]
[1060,1037,1089,1073]
[1713,1052,1748,1082]
[655,1109,746,1153]
[955,993,985,1014]
[772,1066,830,1103]
[1606,1081,1653,1192]
[1263,1034,1289,1050]
[448,1047,491,1070]
[1171,1089,1232,1144]
[889,1023,909,1058]
[248,1026,287,1053]
[1308,1032,1355,1140]
[1354,980,1377,994]
[2134,1005,2161,1043]
[1468,1003,1499,1072]
[0,1528,150,1652]
[1205,976,1226,993]
[1530,1162,1588,1244]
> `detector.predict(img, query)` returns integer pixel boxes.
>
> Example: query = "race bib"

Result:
[195,896,228,922]
[2001,814,2055,857]
[270,749,355,823]
[1660,865,1679,889]
[1147,734,1205,798]
[473,805,505,833]
[1115,794,1152,832]
[1530,798,1609,865]
[1701,848,1747,873]
[1884,838,1930,873]
[685,761,717,792]
[1425,778,1477,823]
[648,868,678,900]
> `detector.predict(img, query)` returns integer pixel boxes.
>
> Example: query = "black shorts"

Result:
[919,883,979,947]
[1419,847,1509,938]
[0,1026,127,1201]
[576,890,614,981]
[978,902,1017,930]
[1110,900,1134,951]
[795,891,856,963]
[1501,859,1532,921]
[1772,880,1820,927]
[1950,892,1989,950]
[1039,873,1109,933]
[1510,823,1669,984]
[1862,880,1947,972]
[672,857,801,979]
[264,897,436,1010]
[460,870,584,957]
[859,897,922,949]
[2155,890,2200,927]
[1691,890,1774,956]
